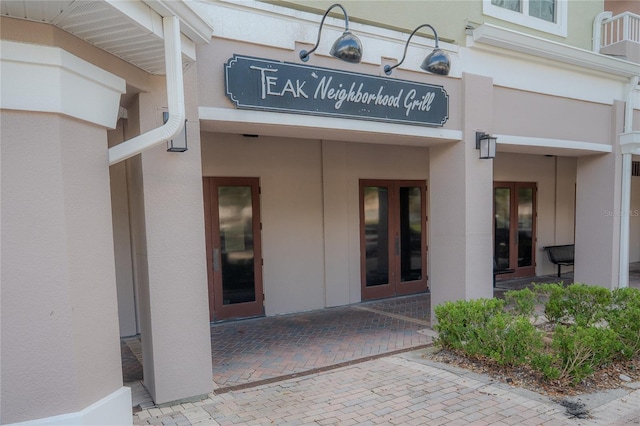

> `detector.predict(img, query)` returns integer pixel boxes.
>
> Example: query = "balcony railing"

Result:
[601,12,640,48]
[597,11,640,63]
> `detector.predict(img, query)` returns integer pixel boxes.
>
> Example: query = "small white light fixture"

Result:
[476,132,497,159]
[163,112,188,152]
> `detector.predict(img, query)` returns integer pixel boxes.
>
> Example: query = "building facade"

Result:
[1,0,639,424]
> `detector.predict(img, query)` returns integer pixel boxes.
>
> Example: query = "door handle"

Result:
[213,248,220,272]
[395,234,400,256]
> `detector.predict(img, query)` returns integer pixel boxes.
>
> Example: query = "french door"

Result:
[203,177,264,321]
[494,182,537,278]
[360,180,428,300]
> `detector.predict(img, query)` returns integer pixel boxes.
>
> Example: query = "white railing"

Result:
[602,12,640,49]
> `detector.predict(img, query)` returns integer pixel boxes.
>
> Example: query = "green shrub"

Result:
[504,287,537,318]
[433,298,505,351]
[607,288,640,359]
[434,297,542,366]
[473,314,543,366]
[550,325,621,384]
[433,286,638,386]
[537,283,611,326]
[533,283,566,323]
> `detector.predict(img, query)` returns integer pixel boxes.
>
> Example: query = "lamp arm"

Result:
[300,3,350,60]
[384,23,440,75]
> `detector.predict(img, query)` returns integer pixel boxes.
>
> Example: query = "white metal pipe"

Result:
[592,11,613,52]
[619,75,639,289]
[109,15,185,165]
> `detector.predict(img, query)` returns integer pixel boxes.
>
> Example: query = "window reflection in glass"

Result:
[218,186,255,304]
[364,187,389,287]
[517,188,533,267]
[492,0,521,12]
[494,187,511,270]
[400,187,422,282]
[529,0,555,22]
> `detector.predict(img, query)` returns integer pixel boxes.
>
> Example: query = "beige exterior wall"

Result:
[109,121,139,337]
[201,134,429,314]
[117,64,213,404]
[494,153,577,276]
[1,111,123,423]
[493,87,613,144]
[202,133,326,315]
[429,73,495,321]
[574,100,625,288]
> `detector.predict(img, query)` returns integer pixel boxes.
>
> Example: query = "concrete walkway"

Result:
[127,273,640,425]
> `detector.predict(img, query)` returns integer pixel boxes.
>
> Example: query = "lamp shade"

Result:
[421,48,451,75]
[476,132,497,159]
[384,23,450,76]
[299,4,362,64]
[330,31,362,63]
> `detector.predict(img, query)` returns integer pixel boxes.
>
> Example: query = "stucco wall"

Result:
[201,133,326,315]
[201,134,430,314]
[494,153,577,277]
[1,111,122,423]
[494,87,613,144]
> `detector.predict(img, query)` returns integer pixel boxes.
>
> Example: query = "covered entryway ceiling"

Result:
[0,0,213,75]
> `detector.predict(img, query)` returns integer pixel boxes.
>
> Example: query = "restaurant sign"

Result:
[224,55,448,127]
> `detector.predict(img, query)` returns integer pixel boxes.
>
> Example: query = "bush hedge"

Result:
[433,284,640,385]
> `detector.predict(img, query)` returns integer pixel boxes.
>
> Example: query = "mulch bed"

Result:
[425,349,640,397]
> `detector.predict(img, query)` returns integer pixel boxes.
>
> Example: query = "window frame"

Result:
[483,0,568,37]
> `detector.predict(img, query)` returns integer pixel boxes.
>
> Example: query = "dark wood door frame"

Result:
[203,177,264,322]
[493,181,537,279]
[359,179,428,300]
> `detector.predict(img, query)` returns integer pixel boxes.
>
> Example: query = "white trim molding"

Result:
[620,131,640,154]
[483,0,568,37]
[0,41,126,128]
[6,387,132,426]
[471,23,640,78]
[199,106,462,147]
[496,134,612,156]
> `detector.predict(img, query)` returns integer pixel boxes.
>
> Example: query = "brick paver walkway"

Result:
[209,296,432,390]
[133,349,640,425]
[125,279,640,425]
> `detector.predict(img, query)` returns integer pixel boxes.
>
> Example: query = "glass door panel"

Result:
[494,187,511,270]
[360,180,427,300]
[364,186,390,287]
[203,177,264,321]
[493,182,536,279]
[517,187,534,268]
[399,186,423,282]
[218,186,256,304]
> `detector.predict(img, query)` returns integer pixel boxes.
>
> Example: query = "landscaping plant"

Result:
[433,284,640,386]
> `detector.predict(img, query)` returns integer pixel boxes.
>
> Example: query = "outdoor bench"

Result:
[543,244,575,277]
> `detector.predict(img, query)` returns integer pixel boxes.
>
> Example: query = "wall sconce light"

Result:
[163,112,188,152]
[476,132,497,159]
[384,24,450,76]
[299,3,362,63]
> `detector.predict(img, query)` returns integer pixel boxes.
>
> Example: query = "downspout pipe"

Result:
[592,11,612,53]
[109,15,185,165]
[619,75,639,288]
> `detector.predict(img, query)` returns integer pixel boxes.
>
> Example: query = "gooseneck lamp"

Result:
[299,3,362,64]
[384,24,450,76]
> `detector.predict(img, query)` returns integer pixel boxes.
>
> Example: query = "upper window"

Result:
[483,0,567,37]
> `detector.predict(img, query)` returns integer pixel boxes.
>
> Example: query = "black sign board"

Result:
[224,55,448,127]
